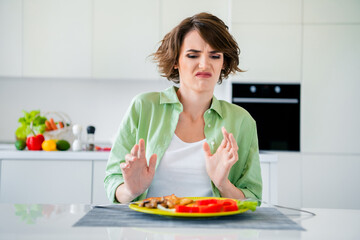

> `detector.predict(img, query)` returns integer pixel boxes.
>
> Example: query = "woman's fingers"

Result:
[203,142,212,157]
[138,139,146,159]
[222,127,231,151]
[148,154,157,172]
[229,133,238,151]
[131,143,139,157]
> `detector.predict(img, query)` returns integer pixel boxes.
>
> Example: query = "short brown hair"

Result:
[152,12,243,84]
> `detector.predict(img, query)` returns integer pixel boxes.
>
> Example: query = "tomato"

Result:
[175,205,199,213]
[199,203,223,213]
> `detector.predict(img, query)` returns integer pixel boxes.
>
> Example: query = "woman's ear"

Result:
[174,64,178,69]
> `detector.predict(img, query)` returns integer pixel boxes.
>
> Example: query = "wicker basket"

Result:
[42,112,75,143]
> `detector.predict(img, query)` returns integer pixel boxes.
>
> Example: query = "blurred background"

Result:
[0,0,359,209]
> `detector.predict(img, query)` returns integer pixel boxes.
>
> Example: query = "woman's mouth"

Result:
[196,72,212,78]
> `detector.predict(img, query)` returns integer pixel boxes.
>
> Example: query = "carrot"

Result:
[49,118,58,130]
[45,120,53,131]
[59,121,64,128]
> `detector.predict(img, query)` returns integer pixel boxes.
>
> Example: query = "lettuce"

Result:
[15,110,47,140]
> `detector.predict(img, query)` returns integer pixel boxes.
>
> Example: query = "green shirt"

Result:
[104,86,262,203]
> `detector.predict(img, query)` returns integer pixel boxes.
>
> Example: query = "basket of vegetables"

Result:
[42,112,74,144]
[15,110,74,151]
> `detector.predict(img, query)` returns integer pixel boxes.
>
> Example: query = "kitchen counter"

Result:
[0,144,278,162]
[0,203,359,240]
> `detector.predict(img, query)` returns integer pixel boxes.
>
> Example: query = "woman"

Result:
[105,12,262,204]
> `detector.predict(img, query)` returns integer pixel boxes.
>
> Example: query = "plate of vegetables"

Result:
[129,194,257,218]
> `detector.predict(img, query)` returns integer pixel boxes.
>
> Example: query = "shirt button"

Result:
[211,141,215,145]
[208,110,211,114]
[208,124,211,128]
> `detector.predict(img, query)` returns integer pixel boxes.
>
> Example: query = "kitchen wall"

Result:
[1,0,359,209]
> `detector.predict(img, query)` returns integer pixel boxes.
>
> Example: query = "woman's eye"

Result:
[211,55,221,59]
[186,54,198,59]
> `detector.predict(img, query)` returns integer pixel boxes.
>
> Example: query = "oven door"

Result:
[236,100,300,151]
[232,83,300,151]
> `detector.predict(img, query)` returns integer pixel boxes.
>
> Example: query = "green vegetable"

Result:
[237,200,258,212]
[56,140,71,151]
[15,140,26,150]
[15,110,47,140]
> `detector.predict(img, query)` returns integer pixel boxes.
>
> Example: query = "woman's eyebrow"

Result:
[186,49,201,53]
[186,49,221,54]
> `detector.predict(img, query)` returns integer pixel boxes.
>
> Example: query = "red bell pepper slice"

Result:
[223,204,239,212]
[175,205,199,213]
[199,203,223,213]
[196,199,219,205]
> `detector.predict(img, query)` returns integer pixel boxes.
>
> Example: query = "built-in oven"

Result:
[232,83,300,151]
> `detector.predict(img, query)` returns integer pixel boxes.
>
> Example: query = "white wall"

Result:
[1,0,359,209]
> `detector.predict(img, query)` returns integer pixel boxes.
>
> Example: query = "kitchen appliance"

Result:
[232,83,300,151]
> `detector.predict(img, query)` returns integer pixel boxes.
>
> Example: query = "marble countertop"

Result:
[0,203,358,240]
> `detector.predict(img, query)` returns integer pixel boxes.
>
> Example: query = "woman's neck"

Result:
[176,87,212,121]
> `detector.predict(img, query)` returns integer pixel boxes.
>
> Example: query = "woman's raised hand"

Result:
[203,127,239,189]
[119,139,157,200]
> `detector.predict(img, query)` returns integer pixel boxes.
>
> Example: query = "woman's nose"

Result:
[198,55,209,69]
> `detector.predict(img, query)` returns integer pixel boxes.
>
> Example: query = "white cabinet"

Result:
[231,25,301,83]
[275,152,302,208]
[22,0,92,78]
[0,160,92,204]
[303,0,360,23]
[0,0,22,77]
[260,161,277,205]
[92,161,109,204]
[230,0,302,83]
[93,0,160,80]
[161,0,229,36]
[232,0,301,24]
[0,152,276,204]
[302,154,360,209]
[302,25,360,154]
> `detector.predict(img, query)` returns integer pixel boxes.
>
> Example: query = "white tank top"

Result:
[146,134,213,198]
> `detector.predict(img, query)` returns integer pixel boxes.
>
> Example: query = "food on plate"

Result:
[138,194,194,209]
[136,195,256,214]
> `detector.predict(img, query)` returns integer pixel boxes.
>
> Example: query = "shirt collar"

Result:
[159,86,181,104]
[159,86,223,118]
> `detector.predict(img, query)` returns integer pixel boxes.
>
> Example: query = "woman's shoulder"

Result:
[218,100,254,120]
[131,91,161,105]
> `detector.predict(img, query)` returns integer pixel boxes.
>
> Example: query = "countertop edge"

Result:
[0,151,277,162]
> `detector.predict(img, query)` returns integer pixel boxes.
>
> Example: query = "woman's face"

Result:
[176,30,224,94]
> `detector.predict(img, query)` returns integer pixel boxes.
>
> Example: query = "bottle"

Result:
[72,124,82,151]
[86,126,96,151]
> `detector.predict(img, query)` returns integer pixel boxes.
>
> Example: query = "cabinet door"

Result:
[93,0,160,80]
[23,0,92,78]
[302,154,360,209]
[231,0,301,83]
[302,25,360,154]
[0,0,22,76]
[0,160,92,204]
[260,163,269,204]
[92,161,109,204]
[161,0,229,36]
